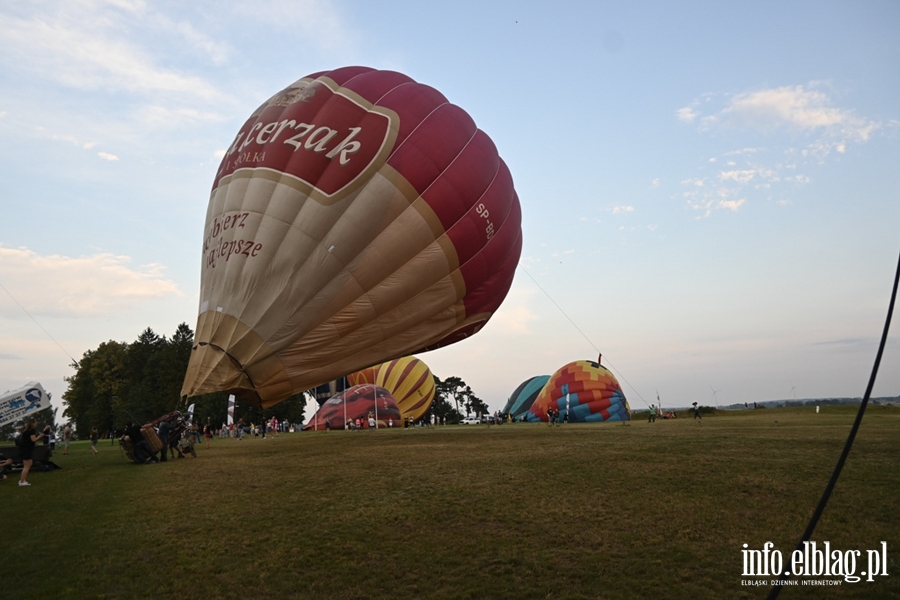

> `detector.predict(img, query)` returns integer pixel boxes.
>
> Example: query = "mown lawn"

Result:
[3,405,898,599]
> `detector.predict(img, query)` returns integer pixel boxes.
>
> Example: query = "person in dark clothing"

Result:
[18,418,45,486]
[123,423,158,463]
[158,420,172,462]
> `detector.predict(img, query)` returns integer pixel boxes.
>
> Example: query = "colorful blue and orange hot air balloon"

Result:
[181,67,522,408]
[527,361,630,423]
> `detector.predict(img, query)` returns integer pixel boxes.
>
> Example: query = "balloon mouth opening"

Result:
[202,342,265,406]
[181,309,295,408]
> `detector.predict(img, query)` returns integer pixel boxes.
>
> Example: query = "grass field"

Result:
[3,405,899,599]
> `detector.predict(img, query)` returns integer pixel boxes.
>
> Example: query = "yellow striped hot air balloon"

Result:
[348,356,435,421]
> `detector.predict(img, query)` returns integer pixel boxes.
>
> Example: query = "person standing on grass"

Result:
[90,427,100,455]
[42,425,53,449]
[158,420,171,461]
[692,402,701,420]
[204,418,213,449]
[62,422,72,455]
[18,417,45,486]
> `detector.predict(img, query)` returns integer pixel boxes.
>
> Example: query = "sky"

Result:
[1,0,899,417]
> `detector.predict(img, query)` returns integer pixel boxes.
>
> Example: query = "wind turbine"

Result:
[709,385,721,408]
[790,382,797,401]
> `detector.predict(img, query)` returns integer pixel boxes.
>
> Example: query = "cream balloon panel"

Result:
[187,165,470,406]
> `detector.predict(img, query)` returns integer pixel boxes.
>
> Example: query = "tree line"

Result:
[58,323,489,439]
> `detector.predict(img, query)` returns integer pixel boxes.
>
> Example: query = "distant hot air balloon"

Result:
[527,361,630,423]
[502,375,550,420]
[302,384,401,430]
[348,355,435,421]
[181,66,522,408]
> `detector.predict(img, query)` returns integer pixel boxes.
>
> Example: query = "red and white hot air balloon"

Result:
[182,66,522,408]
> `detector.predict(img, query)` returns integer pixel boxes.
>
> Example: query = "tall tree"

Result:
[428,378,460,423]
[433,375,483,423]
[123,327,165,422]
[155,323,195,413]
[60,323,306,434]
[64,340,129,436]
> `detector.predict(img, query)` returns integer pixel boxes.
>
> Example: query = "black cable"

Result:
[767,246,900,599]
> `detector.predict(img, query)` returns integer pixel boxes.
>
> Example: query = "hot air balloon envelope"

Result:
[527,361,630,423]
[348,355,435,421]
[181,66,522,408]
[303,384,401,430]
[502,375,549,420]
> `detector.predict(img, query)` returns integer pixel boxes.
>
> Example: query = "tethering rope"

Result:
[518,265,650,408]
[767,244,899,599]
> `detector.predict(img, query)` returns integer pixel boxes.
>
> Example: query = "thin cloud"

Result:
[719,199,745,211]
[723,86,877,139]
[683,185,747,219]
[97,151,119,161]
[0,13,221,101]
[676,106,698,122]
[0,245,182,318]
[720,170,757,184]
[677,83,870,216]
[684,84,880,159]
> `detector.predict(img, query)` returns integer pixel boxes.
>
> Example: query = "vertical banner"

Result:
[227,394,235,426]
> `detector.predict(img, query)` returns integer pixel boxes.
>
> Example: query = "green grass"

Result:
[3,405,899,599]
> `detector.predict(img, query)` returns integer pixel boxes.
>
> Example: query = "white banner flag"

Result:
[0,382,49,428]
[227,394,235,426]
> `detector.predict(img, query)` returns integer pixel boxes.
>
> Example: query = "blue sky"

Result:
[1,1,899,415]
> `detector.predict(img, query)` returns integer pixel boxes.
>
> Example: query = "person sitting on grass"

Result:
[0,453,13,481]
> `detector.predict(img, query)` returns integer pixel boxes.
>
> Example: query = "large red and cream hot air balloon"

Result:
[181,66,522,408]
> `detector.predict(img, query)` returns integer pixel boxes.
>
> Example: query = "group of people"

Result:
[214,417,295,440]
[546,407,568,425]
[5,419,104,488]
[121,417,198,464]
[342,412,377,430]
[59,423,100,456]
[647,404,682,422]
